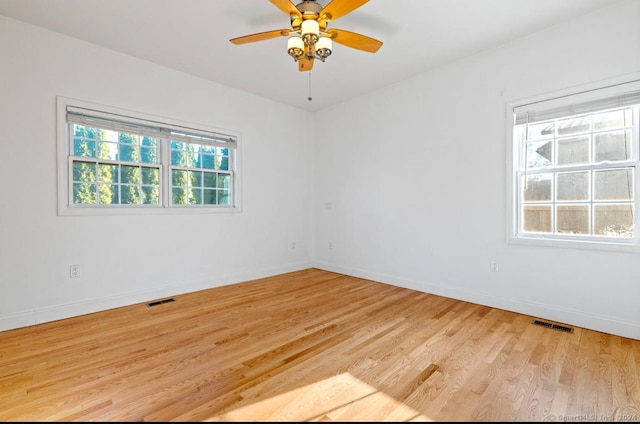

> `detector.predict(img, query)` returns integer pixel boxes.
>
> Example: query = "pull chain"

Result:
[308,71,312,101]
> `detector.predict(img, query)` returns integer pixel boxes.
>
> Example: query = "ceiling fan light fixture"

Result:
[287,35,304,60]
[230,0,383,73]
[301,19,319,45]
[315,36,332,62]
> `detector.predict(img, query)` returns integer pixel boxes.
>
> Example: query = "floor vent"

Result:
[532,319,574,333]
[147,298,175,307]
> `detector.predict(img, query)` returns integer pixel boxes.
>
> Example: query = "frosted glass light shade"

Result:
[315,36,332,51]
[287,36,304,60]
[301,19,319,45]
[315,36,332,61]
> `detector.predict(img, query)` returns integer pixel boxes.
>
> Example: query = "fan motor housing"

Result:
[297,0,322,19]
[293,1,328,30]
[296,1,322,14]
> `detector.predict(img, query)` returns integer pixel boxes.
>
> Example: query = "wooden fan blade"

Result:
[327,28,382,53]
[320,0,368,21]
[298,57,314,72]
[230,29,291,45]
[269,0,301,18]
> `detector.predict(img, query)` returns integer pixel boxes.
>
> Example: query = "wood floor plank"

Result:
[0,268,638,422]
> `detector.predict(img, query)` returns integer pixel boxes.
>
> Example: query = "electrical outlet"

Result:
[70,264,80,278]
[490,261,498,272]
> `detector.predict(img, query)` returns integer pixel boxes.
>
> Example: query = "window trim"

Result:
[505,74,640,253]
[56,96,242,216]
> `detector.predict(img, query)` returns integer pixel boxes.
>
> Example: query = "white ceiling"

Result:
[0,0,622,112]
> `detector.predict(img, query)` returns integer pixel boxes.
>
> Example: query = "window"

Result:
[507,79,640,251]
[57,97,240,215]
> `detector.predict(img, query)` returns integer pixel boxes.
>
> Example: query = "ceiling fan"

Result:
[230,0,383,72]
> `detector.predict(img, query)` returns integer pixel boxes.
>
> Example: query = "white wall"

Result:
[0,15,314,331]
[313,0,640,340]
[2,1,639,340]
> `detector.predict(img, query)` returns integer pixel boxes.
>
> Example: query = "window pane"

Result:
[556,205,589,234]
[594,168,634,201]
[172,170,187,186]
[594,130,632,163]
[171,141,186,166]
[200,144,215,154]
[119,143,136,162]
[121,166,140,184]
[218,174,231,190]
[141,167,158,185]
[74,138,96,157]
[203,172,216,188]
[192,145,203,169]
[141,186,159,205]
[171,151,185,166]
[218,147,230,171]
[98,164,118,183]
[121,186,140,204]
[523,174,552,201]
[140,137,158,164]
[184,144,198,168]
[592,108,633,131]
[218,189,231,205]
[203,189,216,204]
[140,146,157,164]
[190,188,202,205]
[526,139,552,169]
[201,153,215,170]
[73,124,99,157]
[556,171,589,201]
[190,171,203,188]
[73,183,96,204]
[527,121,554,140]
[556,115,590,136]
[99,183,118,204]
[556,136,589,166]
[522,205,551,233]
[119,133,135,145]
[97,141,118,160]
[594,204,634,238]
[73,124,97,139]
[172,187,187,204]
[73,161,96,182]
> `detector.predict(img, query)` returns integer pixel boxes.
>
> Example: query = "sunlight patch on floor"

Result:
[206,372,434,422]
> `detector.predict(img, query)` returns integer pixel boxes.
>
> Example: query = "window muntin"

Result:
[514,103,639,243]
[59,98,239,214]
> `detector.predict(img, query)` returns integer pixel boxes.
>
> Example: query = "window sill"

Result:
[507,234,640,254]
[57,204,242,217]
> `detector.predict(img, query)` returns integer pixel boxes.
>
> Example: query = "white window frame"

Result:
[506,75,640,253]
[56,96,242,216]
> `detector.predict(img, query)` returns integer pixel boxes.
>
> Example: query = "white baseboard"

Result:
[312,261,640,341]
[0,262,312,333]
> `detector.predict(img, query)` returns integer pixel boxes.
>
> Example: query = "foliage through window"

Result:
[169,140,231,206]
[510,81,640,248]
[58,98,239,214]
[72,124,161,205]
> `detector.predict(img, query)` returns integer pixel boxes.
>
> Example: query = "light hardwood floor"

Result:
[0,268,638,422]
